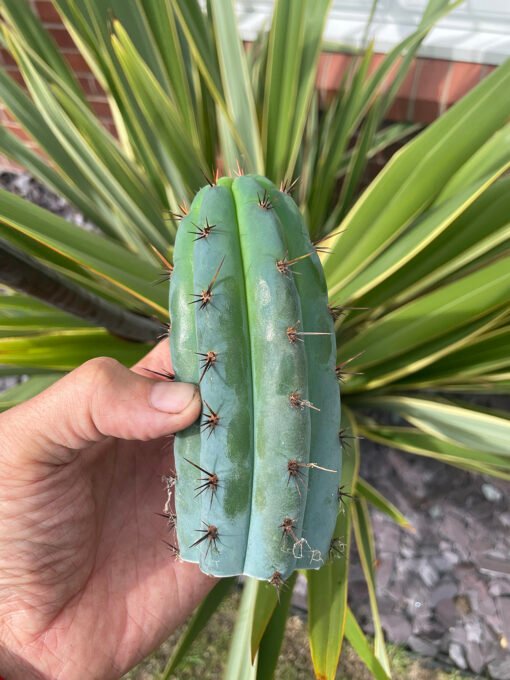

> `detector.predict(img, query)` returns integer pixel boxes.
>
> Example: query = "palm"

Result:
[0,348,214,680]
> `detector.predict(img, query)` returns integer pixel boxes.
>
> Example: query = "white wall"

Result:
[235,1,510,65]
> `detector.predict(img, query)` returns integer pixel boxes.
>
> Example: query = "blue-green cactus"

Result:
[168,174,341,584]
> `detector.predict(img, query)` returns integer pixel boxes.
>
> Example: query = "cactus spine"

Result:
[169,175,341,583]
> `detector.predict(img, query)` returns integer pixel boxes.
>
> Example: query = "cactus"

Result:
[168,174,341,584]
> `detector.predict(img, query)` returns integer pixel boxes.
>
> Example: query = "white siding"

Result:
[235,1,510,65]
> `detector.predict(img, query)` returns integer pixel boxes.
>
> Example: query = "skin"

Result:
[0,342,215,680]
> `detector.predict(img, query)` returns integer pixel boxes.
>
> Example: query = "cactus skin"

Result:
[169,175,341,582]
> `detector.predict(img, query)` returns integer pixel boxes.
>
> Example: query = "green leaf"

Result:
[340,254,510,373]
[0,69,125,241]
[310,0,460,231]
[0,0,85,98]
[111,21,207,194]
[160,578,236,679]
[262,0,330,180]
[209,0,263,174]
[256,572,297,680]
[393,327,510,388]
[338,165,509,303]
[323,60,510,296]
[344,608,391,680]
[0,238,160,342]
[2,27,168,253]
[437,122,510,203]
[356,478,413,531]
[0,188,167,315]
[348,177,510,316]
[344,306,507,392]
[0,374,61,412]
[358,396,510,456]
[310,43,374,231]
[306,406,359,680]
[250,581,279,663]
[0,293,89,331]
[352,499,391,675]
[0,330,146,371]
[356,421,510,478]
[224,577,259,680]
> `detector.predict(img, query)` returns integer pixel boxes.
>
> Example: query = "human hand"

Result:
[0,343,214,680]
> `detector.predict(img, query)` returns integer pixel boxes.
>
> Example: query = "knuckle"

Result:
[76,356,122,387]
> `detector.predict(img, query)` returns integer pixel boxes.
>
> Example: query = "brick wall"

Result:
[0,1,498,172]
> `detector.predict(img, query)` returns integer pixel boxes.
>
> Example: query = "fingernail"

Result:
[150,381,197,413]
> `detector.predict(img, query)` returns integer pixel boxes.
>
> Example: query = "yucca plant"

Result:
[0,0,509,678]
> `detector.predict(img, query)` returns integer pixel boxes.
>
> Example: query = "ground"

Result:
[123,590,473,680]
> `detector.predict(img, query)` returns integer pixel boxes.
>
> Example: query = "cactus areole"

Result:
[168,174,342,584]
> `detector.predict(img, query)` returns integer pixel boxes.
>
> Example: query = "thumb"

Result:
[0,356,201,464]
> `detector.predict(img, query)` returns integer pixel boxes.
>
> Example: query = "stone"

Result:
[497,596,510,640]
[432,551,459,573]
[490,581,510,597]
[419,560,439,588]
[466,642,485,674]
[465,617,483,644]
[482,483,504,503]
[400,544,415,559]
[381,613,412,644]
[434,598,458,628]
[431,581,458,607]
[449,641,468,669]
[429,504,443,519]
[488,657,510,680]
[408,635,438,656]
[376,555,395,591]
[291,574,307,611]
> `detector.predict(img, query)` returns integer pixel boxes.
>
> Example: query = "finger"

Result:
[0,356,201,465]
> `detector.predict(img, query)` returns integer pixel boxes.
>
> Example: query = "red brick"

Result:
[443,61,483,108]
[102,120,118,137]
[2,121,34,143]
[413,98,440,124]
[386,59,421,121]
[34,0,61,22]
[0,48,18,67]
[47,27,76,49]
[395,58,419,101]
[317,52,352,105]
[367,52,387,79]
[4,68,26,87]
[88,98,112,118]
[78,75,103,96]
[329,53,353,88]
[414,58,452,107]
[62,50,90,73]
[0,105,11,122]
[387,97,409,122]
